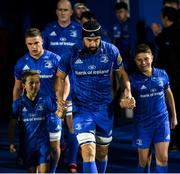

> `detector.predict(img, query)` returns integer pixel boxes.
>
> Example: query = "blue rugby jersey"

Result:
[58,41,123,112]
[130,68,170,127]
[112,18,134,57]
[11,94,56,149]
[14,50,60,99]
[42,21,82,59]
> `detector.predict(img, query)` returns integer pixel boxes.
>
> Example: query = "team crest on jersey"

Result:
[136,139,143,146]
[158,79,164,87]
[44,60,53,68]
[117,55,122,65]
[70,30,78,37]
[100,55,109,63]
[75,123,82,130]
[37,105,43,111]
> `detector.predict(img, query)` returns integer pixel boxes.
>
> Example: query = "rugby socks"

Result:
[50,165,57,174]
[137,165,146,173]
[156,164,168,173]
[83,161,98,173]
[145,165,151,173]
[96,159,107,173]
[68,132,79,164]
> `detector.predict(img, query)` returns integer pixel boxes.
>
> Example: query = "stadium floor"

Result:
[0,119,180,173]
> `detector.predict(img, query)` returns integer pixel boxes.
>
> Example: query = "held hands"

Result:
[9,144,16,153]
[55,100,67,118]
[120,97,136,109]
[119,88,136,109]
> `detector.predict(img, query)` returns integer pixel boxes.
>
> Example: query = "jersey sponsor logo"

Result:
[140,91,163,98]
[60,37,67,41]
[88,65,96,70]
[50,31,57,36]
[23,116,45,122]
[150,88,157,93]
[75,59,83,64]
[136,139,143,146]
[44,60,53,68]
[75,69,110,76]
[23,65,30,71]
[100,55,109,63]
[40,74,53,78]
[50,41,74,46]
[140,85,147,90]
[70,30,78,37]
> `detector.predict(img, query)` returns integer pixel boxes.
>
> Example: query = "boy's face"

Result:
[24,75,40,96]
[135,52,153,73]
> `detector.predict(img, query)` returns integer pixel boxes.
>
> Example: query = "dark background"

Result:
[0,0,163,120]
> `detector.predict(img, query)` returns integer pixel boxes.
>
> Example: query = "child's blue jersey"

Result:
[11,94,56,150]
[130,68,170,127]
[58,41,123,112]
[42,21,82,59]
[14,50,60,99]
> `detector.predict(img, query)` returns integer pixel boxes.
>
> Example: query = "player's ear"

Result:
[151,54,154,61]
[22,83,26,90]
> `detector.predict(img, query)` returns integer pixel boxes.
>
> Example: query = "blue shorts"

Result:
[47,113,62,141]
[73,107,114,145]
[26,143,50,168]
[132,120,170,149]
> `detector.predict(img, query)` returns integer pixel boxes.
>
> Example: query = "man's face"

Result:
[116,8,128,23]
[83,36,101,53]
[56,0,73,23]
[25,36,43,58]
[74,5,87,19]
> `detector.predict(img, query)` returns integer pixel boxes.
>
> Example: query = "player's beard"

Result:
[84,45,99,54]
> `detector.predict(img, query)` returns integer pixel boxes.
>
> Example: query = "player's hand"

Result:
[56,100,67,118]
[120,97,136,109]
[171,116,178,129]
[9,144,16,153]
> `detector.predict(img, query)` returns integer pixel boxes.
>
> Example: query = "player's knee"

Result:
[96,145,108,161]
[139,158,150,167]
[81,143,96,162]
[156,154,168,166]
[50,141,60,153]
